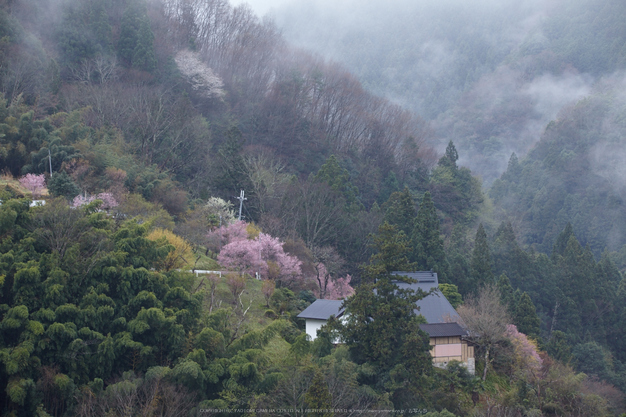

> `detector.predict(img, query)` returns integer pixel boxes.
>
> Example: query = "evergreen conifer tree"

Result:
[514,292,541,339]
[332,273,432,408]
[47,172,81,199]
[470,223,493,290]
[439,283,462,309]
[496,274,516,313]
[378,171,400,205]
[382,187,416,237]
[216,126,250,197]
[552,223,574,260]
[438,141,459,170]
[117,3,141,66]
[133,16,157,72]
[304,371,332,416]
[553,235,596,336]
[362,222,416,280]
[314,154,361,209]
[546,330,572,363]
[501,153,522,182]
[492,222,532,290]
[412,191,449,281]
[89,1,112,54]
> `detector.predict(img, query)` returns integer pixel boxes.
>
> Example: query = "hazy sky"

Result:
[230,0,292,16]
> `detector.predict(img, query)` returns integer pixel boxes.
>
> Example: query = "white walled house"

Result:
[298,299,345,341]
[297,271,475,375]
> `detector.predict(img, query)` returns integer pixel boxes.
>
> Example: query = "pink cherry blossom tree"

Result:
[71,192,118,210]
[505,324,542,376]
[19,174,46,198]
[96,192,118,210]
[312,263,354,300]
[257,232,302,282]
[207,220,248,249]
[216,225,302,286]
[218,238,263,276]
[325,274,355,300]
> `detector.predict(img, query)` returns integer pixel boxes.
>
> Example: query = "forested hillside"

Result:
[0,0,625,415]
[273,0,626,182]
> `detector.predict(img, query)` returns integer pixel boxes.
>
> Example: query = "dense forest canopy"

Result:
[0,0,626,415]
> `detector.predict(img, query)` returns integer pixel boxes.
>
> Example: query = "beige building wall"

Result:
[428,336,475,375]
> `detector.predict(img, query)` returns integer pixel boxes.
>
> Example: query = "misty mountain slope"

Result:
[274,0,543,118]
[267,0,626,183]
[489,76,626,256]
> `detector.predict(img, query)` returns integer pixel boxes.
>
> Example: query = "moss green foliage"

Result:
[315,154,362,210]
[0,198,330,415]
[439,283,462,309]
[47,171,80,199]
[304,371,333,415]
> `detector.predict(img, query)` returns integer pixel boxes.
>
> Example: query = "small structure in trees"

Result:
[298,271,475,374]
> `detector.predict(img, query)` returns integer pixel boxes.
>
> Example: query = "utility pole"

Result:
[48,149,53,176]
[235,190,247,221]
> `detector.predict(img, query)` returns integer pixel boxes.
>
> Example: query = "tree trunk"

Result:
[482,346,490,381]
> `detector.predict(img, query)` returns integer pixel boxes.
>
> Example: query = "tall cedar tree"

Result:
[554,234,598,338]
[117,2,141,66]
[492,222,527,289]
[552,222,574,260]
[314,154,361,210]
[439,140,459,170]
[596,253,624,358]
[90,2,112,51]
[412,191,449,281]
[378,171,400,205]
[216,127,252,204]
[496,273,517,314]
[332,274,432,406]
[333,220,430,406]
[514,292,541,340]
[132,16,157,72]
[470,223,493,291]
[382,186,416,237]
[361,222,416,280]
[304,371,332,416]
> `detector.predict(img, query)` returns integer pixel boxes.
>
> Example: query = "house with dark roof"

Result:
[297,271,475,374]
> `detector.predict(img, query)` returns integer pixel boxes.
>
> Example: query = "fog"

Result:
[16,0,623,186]
[230,0,291,16]
[230,0,626,185]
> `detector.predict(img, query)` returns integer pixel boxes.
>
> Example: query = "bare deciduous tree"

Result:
[243,149,291,215]
[456,284,511,381]
[74,372,195,417]
[311,245,345,299]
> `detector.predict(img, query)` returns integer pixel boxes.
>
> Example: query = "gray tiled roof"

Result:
[391,271,439,284]
[420,322,467,337]
[297,299,344,320]
[391,271,460,324]
[298,272,460,325]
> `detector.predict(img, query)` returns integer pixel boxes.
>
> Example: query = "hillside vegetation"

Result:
[0,0,625,415]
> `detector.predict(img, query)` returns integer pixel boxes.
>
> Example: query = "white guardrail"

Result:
[192,270,223,277]
[191,270,261,279]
